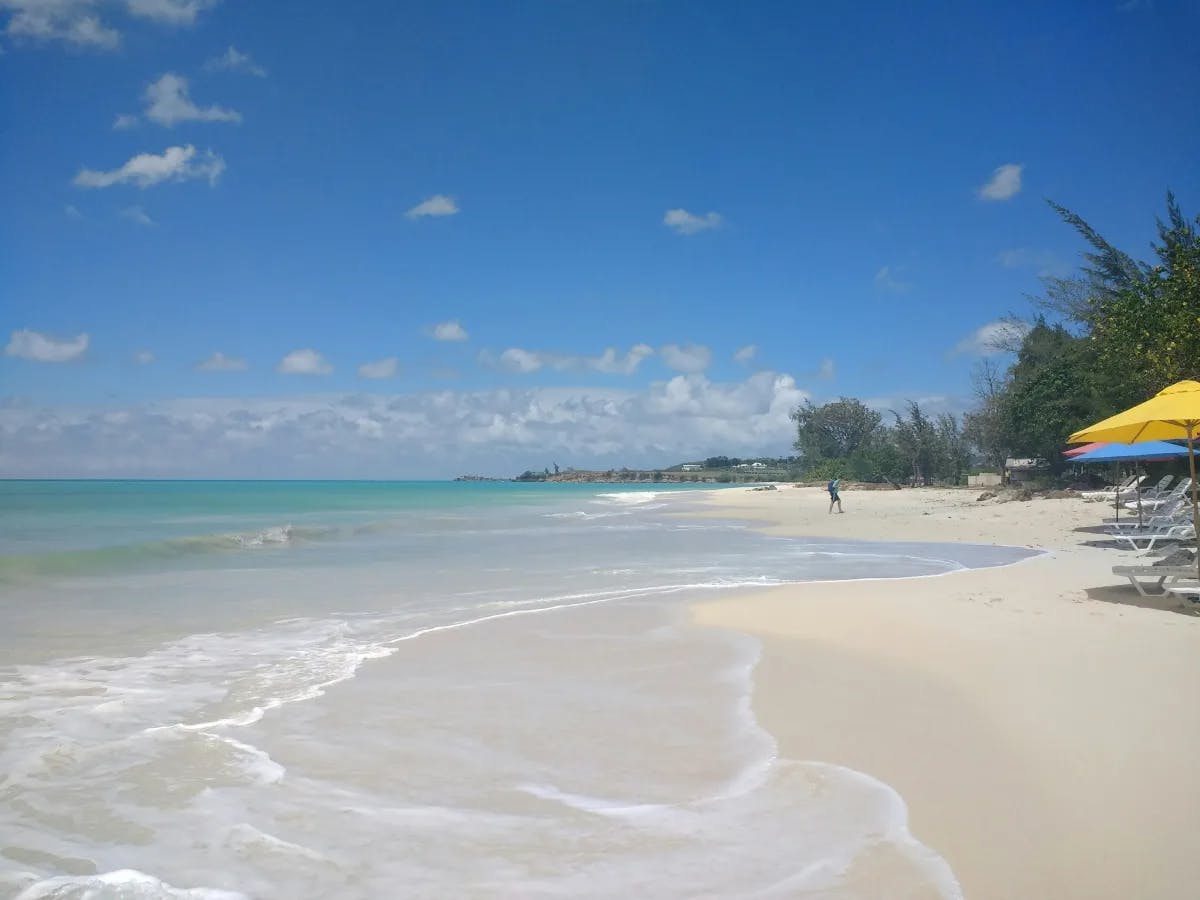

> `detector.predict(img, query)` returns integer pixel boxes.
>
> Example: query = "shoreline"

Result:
[688,485,1200,899]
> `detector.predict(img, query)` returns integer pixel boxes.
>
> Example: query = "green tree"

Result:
[1088,222,1200,400]
[999,322,1105,469]
[791,398,882,463]
[890,401,938,484]
[962,360,1012,471]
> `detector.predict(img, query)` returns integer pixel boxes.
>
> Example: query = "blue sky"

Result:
[2,0,1198,477]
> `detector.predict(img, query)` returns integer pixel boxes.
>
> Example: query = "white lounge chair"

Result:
[1113,523,1196,554]
[1107,500,1189,532]
[1082,474,1145,502]
[1130,481,1194,512]
[1164,581,1200,605]
[1111,564,1198,596]
[1104,475,1173,511]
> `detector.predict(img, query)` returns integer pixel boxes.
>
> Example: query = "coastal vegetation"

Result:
[793,193,1200,483]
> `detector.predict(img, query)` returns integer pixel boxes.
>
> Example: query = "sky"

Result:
[2,0,1198,478]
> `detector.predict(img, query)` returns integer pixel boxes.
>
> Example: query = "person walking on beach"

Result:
[827,477,843,514]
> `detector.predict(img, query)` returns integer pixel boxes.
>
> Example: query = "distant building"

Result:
[680,463,703,471]
[967,473,1003,487]
[1004,458,1048,484]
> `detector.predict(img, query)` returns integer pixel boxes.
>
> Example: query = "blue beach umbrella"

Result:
[1072,440,1190,526]
[1071,441,1190,463]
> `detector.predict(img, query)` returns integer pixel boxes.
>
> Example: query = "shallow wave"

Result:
[9,869,248,900]
[593,491,661,505]
[0,524,339,582]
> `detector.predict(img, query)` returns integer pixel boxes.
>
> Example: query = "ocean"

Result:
[0,480,1035,899]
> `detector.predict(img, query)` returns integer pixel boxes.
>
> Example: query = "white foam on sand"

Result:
[12,869,248,900]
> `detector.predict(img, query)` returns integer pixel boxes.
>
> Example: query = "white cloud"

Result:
[659,343,712,373]
[817,358,835,380]
[113,113,138,130]
[873,265,911,292]
[483,344,655,376]
[432,320,468,341]
[64,204,84,219]
[1,0,217,50]
[1,1,121,49]
[5,328,89,362]
[590,344,654,374]
[733,344,757,364]
[124,0,218,26]
[203,45,266,77]
[277,348,332,375]
[134,349,155,364]
[120,205,155,226]
[406,195,459,219]
[493,348,543,373]
[663,208,722,235]
[952,319,1032,357]
[0,371,810,477]
[979,163,1023,201]
[197,351,246,371]
[358,356,398,379]
[995,247,1070,277]
[143,72,240,126]
[74,145,225,189]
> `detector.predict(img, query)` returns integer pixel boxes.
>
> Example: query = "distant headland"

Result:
[455,457,801,484]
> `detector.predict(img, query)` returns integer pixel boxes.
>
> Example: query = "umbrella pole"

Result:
[1136,465,1143,528]
[1189,426,1199,583]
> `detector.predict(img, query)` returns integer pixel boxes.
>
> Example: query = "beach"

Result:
[693,485,1200,899]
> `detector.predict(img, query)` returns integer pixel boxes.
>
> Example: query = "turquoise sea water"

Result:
[1,480,706,577]
[0,480,1036,899]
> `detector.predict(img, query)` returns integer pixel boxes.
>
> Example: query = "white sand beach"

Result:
[692,486,1200,899]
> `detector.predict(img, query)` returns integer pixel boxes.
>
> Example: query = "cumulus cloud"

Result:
[143,72,240,126]
[113,113,138,130]
[432,320,468,341]
[873,265,911,292]
[134,349,155,364]
[663,208,722,235]
[979,163,1023,201]
[659,343,712,374]
[482,344,655,376]
[277,348,333,375]
[1,0,121,49]
[494,347,542,373]
[197,351,246,371]
[74,145,225,189]
[203,45,265,76]
[0,371,810,477]
[5,328,89,362]
[733,344,757,364]
[952,319,1031,356]
[358,356,398,379]
[1,0,218,50]
[406,195,458,218]
[120,205,155,226]
[125,0,219,26]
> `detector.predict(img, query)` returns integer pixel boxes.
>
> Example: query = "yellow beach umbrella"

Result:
[1069,380,1200,582]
